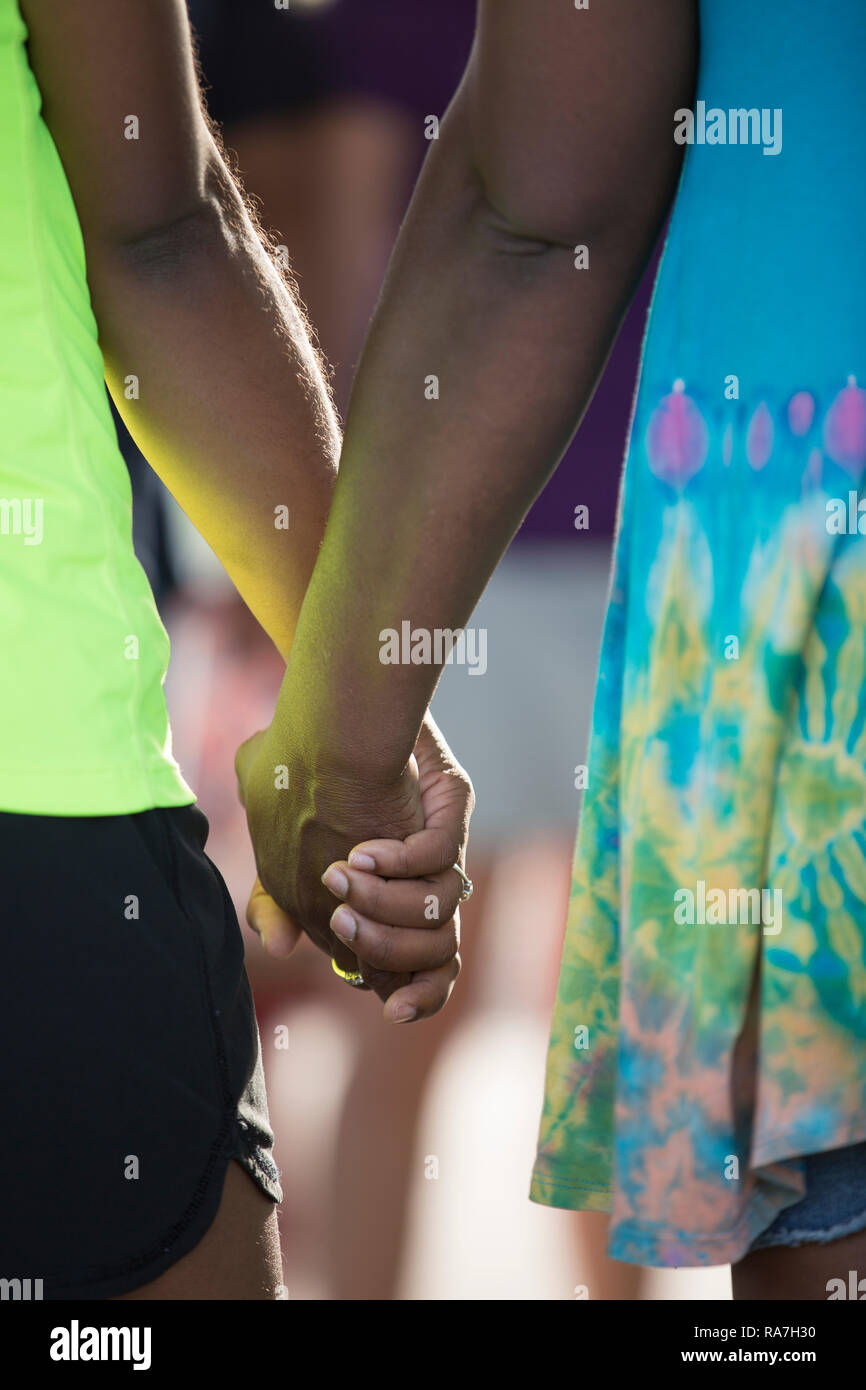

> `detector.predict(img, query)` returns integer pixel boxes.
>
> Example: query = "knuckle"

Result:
[457,767,475,808]
[438,834,458,875]
[369,876,389,921]
[349,872,383,921]
[435,925,459,969]
[367,927,394,970]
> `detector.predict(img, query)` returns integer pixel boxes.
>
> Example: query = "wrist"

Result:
[268,667,419,790]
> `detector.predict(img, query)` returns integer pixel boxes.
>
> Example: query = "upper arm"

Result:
[19,0,215,247]
[463,0,699,243]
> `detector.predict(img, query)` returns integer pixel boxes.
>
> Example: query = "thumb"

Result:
[245,876,302,959]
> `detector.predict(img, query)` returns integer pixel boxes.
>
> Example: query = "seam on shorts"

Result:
[751,1205,866,1249]
[164,812,278,1188]
[160,808,236,1117]
[158,803,183,903]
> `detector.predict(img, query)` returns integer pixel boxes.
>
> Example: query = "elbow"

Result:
[467,117,684,254]
[92,152,250,279]
[471,154,673,254]
[106,199,231,277]
[472,172,602,251]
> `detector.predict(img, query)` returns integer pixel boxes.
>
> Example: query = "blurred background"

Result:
[120,0,730,1300]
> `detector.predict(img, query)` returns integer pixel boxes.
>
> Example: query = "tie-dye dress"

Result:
[530,0,866,1266]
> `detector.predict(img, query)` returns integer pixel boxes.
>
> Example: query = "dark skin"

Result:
[239,0,859,1301]
[262,0,703,783]
[18,0,469,1299]
[240,0,700,1015]
[19,0,847,1300]
[20,0,471,1021]
[733,1226,866,1300]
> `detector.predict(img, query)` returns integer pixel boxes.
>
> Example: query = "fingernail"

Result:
[331,906,358,942]
[392,1004,417,1023]
[321,866,349,899]
[348,851,376,871]
[266,935,293,958]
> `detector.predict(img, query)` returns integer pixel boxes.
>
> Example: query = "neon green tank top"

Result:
[0,1,195,815]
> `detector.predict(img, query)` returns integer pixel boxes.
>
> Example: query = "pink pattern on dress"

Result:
[646,379,709,487]
[824,375,866,476]
[746,402,774,470]
[788,390,815,437]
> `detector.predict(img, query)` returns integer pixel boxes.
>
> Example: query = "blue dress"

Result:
[531,0,866,1266]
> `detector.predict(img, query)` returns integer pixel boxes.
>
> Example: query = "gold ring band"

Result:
[331,957,366,988]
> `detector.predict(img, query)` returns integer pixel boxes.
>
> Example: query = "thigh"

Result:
[734,1141,866,1299]
[733,1225,866,1300]
[0,804,282,1298]
[113,1160,283,1301]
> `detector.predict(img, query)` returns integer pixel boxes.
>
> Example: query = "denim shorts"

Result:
[748,1141,866,1250]
[0,802,282,1299]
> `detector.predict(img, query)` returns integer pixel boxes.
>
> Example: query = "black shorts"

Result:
[0,802,282,1299]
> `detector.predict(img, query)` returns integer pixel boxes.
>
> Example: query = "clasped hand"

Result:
[235,712,473,1024]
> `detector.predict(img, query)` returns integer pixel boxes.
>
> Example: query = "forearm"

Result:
[276,111,673,776]
[88,144,340,659]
